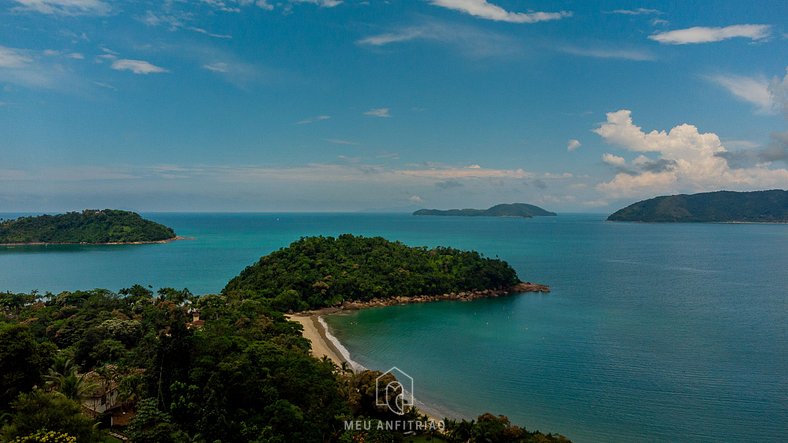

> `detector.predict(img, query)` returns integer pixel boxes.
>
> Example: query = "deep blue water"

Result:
[1,213,786,442]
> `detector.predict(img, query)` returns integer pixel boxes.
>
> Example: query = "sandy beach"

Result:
[287,314,347,367]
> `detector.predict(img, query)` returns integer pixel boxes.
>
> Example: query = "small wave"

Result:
[318,316,366,372]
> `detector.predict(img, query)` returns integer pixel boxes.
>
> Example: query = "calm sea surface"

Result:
[1,213,786,442]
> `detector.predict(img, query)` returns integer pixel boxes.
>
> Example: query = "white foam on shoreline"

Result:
[318,315,465,421]
[318,316,366,372]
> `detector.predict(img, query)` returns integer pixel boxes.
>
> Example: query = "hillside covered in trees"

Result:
[0,210,177,244]
[608,190,788,223]
[414,203,556,218]
[0,287,571,443]
[223,234,522,311]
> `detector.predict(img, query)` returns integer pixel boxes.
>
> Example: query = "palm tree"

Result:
[44,357,96,401]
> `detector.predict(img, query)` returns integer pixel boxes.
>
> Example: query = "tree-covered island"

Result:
[0,210,178,245]
[223,234,549,312]
[414,203,556,218]
[608,190,788,223]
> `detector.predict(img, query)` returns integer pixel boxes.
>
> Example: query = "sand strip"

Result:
[287,314,347,367]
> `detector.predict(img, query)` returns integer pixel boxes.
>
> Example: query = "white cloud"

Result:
[111,59,168,75]
[296,115,331,124]
[364,108,390,118]
[601,153,626,166]
[12,0,110,15]
[769,67,788,116]
[255,0,274,10]
[400,165,531,179]
[594,110,788,198]
[358,20,519,58]
[649,24,771,45]
[608,8,660,16]
[409,195,424,203]
[0,46,32,68]
[567,139,581,151]
[203,62,230,73]
[325,139,359,145]
[560,46,656,61]
[429,0,570,24]
[358,29,424,46]
[292,0,342,8]
[707,74,775,114]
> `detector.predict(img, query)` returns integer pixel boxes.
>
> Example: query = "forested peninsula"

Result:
[0,210,177,244]
[414,203,556,218]
[223,234,548,312]
[1,235,568,443]
[608,190,788,223]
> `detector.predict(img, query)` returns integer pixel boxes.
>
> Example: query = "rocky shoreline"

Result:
[0,236,189,246]
[300,281,550,315]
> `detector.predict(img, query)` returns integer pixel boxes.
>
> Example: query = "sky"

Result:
[0,0,786,212]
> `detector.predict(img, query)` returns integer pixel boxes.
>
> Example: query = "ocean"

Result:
[1,213,785,442]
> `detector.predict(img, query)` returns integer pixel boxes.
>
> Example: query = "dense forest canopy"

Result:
[0,210,177,244]
[223,234,522,311]
[0,286,571,443]
[414,203,556,218]
[608,190,788,222]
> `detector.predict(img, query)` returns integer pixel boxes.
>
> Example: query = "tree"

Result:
[0,323,53,411]
[1,390,99,443]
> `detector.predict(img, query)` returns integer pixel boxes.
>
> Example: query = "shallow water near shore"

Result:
[1,212,786,442]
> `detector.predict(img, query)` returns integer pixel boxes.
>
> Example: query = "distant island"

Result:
[608,190,788,223]
[0,209,178,244]
[223,234,548,311]
[414,203,557,218]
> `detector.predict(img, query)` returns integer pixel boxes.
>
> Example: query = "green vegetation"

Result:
[608,190,788,223]
[0,235,569,442]
[0,210,177,244]
[223,235,521,311]
[414,203,556,218]
[0,286,570,443]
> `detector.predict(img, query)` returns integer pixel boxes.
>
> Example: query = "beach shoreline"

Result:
[287,314,348,367]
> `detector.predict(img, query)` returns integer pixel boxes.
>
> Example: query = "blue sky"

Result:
[0,0,786,212]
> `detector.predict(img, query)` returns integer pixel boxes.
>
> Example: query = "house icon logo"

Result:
[376,367,414,415]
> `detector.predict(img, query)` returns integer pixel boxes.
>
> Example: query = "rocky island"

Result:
[608,190,788,223]
[223,234,548,312]
[414,203,557,218]
[0,209,178,245]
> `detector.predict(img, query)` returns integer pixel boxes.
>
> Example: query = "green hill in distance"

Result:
[0,209,177,244]
[608,190,788,223]
[413,203,557,218]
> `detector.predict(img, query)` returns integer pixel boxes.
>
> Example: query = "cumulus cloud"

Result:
[594,110,788,197]
[364,108,390,118]
[12,0,110,15]
[601,153,626,166]
[649,24,771,45]
[111,59,168,75]
[429,0,570,24]
[567,139,581,151]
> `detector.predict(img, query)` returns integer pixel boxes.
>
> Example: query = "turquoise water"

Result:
[1,213,786,442]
